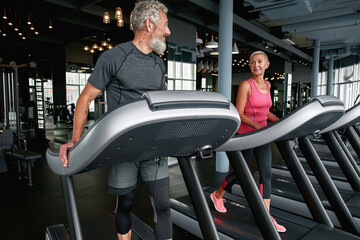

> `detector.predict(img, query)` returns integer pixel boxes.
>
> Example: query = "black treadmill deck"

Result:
[172,186,316,240]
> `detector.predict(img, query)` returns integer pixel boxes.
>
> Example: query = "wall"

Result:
[65,45,93,65]
[232,72,253,86]
[292,65,312,83]
[168,16,196,50]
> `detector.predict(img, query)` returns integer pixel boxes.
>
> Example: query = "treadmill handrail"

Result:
[47,90,240,176]
[319,102,360,134]
[216,95,344,152]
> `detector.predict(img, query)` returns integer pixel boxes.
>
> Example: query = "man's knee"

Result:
[117,191,136,211]
[115,190,136,234]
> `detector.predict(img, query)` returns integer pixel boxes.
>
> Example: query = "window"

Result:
[66,72,94,112]
[167,44,196,91]
[318,61,360,109]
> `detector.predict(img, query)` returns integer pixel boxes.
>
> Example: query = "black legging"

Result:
[220,143,272,198]
[114,181,172,239]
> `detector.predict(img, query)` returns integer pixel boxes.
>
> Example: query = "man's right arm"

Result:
[59,82,102,167]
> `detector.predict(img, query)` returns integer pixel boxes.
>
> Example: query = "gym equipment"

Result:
[45,90,240,240]
[171,96,360,239]
[233,100,360,235]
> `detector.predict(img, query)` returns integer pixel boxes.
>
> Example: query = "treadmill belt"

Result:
[232,172,360,223]
[295,141,360,164]
[79,213,155,240]
[271,174,360,218]
[302,224,360,240]
[273,160,348,182]
[172,186,317,240]
[271,174,352,203]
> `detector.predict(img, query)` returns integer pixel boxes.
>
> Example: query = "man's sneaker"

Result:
[271,216,286,232]
[210,191,227,213]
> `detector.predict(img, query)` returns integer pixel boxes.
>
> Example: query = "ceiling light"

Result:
[129,11,133,30]
[115,7,123,19]
[208,62,214,73]
[101,41,108,47]
[117,19,124,27]
[197,49,204,58]
[27,13,31,25]
[115,7,124,27]
[205,34,218,48]
[281,38,295,45]
[232,40,239,54]
[3,8,7,19]
[201,62,209,73]
[197,60,204,71]
[49,18,53,29]
[196,32,203,45]
[103,12,110,24]
[210,50,219,55]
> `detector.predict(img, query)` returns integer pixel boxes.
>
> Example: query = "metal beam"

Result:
[188,0,312,62]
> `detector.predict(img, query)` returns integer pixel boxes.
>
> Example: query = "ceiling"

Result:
[1,0,360,65]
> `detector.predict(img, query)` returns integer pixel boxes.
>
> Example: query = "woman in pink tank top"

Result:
[210,51,286,232]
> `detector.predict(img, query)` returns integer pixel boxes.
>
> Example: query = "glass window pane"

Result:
[175,80,182,90]
[183,63,195,80]
[168,61,175,78]
[66,72,79,85]
[175,62,182,79]
[167,80,174,90]
[66,85,79,105]
[79,73,87,85]
[183,80,195,90]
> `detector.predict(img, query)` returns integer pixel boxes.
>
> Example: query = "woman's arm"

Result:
[267,112,279,123]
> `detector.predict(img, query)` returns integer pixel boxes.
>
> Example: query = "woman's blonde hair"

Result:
[250,51,268,61]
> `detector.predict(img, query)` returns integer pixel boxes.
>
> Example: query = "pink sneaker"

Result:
[271,216,286,232]
[210,191,227,213]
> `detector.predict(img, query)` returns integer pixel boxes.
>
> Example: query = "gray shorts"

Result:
[108,157,169,195]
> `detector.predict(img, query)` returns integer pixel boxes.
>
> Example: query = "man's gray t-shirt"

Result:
[87,41,169,192]
[88,41,167,111]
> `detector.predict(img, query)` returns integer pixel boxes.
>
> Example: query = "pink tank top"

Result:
[237,79,272,134]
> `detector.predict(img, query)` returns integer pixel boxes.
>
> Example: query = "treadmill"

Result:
[233,99,360,235]
[45,90,241,240]
[171,95,360,239]
[306,102,360,163]
[273,102,360,185]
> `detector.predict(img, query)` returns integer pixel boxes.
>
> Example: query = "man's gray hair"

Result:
[131,0,168,32]
[250,51,268,61]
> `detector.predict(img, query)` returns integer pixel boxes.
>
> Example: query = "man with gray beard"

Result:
[59,1,172,239]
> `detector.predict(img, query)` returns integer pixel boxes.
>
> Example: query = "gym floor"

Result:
[0,117,231,240]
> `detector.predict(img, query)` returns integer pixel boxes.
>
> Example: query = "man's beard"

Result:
[150,37,166,55]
